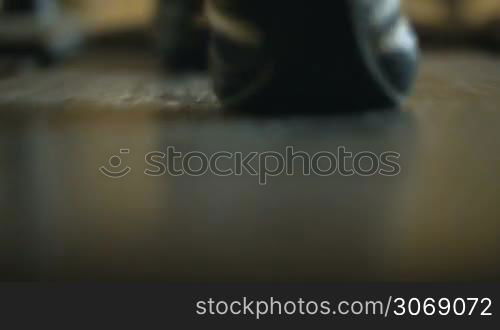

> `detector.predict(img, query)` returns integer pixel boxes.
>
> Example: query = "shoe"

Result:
[155,0,209,72]
[206,0,419,113]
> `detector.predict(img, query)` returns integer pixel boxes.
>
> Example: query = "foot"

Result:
[207,0,419,113]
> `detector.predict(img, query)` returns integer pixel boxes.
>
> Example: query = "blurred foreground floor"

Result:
[0,48,499,281]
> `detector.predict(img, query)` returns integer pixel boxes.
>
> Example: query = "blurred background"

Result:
[1,0,500,64]
[1,1,500,282]
[54,0,500,45]
[59,0,500,47]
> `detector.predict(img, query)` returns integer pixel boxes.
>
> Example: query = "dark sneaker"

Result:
[207,0,419,113]
[155,0,209,72]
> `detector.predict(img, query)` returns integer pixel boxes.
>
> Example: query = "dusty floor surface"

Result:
[0,49,499,281]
